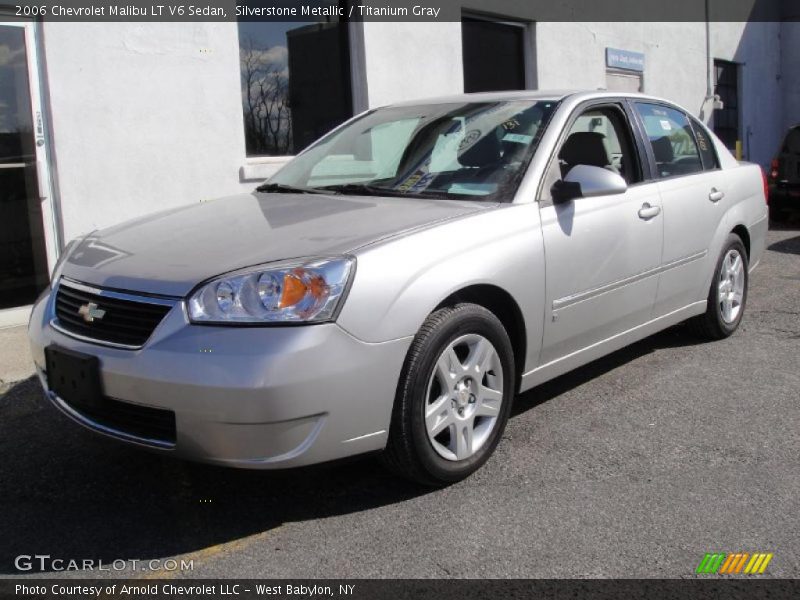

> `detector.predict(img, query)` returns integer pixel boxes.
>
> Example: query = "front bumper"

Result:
[28,286,411,468]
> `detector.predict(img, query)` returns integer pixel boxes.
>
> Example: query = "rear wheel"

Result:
[689,233,748,340]
[383,303,514,486]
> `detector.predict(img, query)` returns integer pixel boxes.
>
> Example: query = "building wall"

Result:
[537,22,708,115]
[356,20,790,167]
[361,22,464,108]
[535,21,784,167]
[41,22,247,241]
[712,21,783,166]
[781,22,800,131]
[40,19,797,244]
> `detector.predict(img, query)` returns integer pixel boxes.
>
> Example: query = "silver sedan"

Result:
[28,91,768,485]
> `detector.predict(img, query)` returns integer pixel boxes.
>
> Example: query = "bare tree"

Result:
[240,36,293,155]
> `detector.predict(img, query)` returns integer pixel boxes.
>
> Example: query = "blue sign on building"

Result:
[606,48,645,72]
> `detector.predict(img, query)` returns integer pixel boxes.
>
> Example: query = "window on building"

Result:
[237,6,352,157]
[635,102,703,179]
[713,59,740,152]
[461,16,526,93]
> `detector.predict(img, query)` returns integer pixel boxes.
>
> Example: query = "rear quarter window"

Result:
[690,118,719,171]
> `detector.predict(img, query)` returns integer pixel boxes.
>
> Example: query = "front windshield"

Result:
[268,100,558,200]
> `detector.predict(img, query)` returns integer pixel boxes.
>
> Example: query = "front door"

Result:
[538,102,664,366]
[0,21,55,322]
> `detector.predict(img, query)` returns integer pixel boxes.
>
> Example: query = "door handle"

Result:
[638,203,661,220]
[709,188,725,203]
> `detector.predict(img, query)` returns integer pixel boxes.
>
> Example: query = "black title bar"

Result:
[2,579,800,600]
[4,0,799,22]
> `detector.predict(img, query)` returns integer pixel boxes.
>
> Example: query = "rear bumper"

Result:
[28,287,412,468]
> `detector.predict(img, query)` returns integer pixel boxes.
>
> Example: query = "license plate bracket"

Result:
[45,345,103,410]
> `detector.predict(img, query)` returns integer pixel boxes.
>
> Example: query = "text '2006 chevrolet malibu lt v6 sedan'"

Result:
[29,91,768,485]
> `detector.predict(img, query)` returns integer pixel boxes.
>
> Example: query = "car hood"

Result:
[61,192,490,297]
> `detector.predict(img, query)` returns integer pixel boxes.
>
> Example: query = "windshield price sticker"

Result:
[503,133,534,145]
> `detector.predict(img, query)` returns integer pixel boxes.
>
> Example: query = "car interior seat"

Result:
[558,131,612,178]
[651,136,675,176]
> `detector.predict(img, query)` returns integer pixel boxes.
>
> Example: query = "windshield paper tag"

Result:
[449,183,495,196]
[503,133,533,144]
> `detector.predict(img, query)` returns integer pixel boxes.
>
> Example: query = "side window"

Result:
[556,106,642,184]
[690,118,719,171]
[634,102,703,178]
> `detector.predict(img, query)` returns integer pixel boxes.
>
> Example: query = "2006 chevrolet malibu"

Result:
[29,91,768,485]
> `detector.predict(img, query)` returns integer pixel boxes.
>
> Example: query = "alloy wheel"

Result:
[718,248,745,324]
[424,334,504,461]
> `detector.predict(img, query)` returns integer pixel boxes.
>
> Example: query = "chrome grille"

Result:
[53,280,174,348]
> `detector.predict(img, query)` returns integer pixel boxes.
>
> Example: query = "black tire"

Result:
[382,303,515,487]
[688,233,749,340]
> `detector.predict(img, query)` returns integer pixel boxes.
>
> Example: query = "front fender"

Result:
[337,204,545,374]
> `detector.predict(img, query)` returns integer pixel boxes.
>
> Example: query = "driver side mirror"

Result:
[551,164,628,204]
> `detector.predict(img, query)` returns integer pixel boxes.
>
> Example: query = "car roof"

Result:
[385,90,671,107]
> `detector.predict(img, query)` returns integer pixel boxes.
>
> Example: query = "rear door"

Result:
[537,100,663,365]
[631,101,724,316]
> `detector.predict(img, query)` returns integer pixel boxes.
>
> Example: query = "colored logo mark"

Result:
[696,552,773,574]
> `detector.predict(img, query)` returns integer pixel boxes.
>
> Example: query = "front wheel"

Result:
[383,303,515,486]
[689,233,749,340]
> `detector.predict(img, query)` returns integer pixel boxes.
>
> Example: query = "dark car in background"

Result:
[769,124,800,221]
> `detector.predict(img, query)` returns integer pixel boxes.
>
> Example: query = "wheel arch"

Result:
[434,284,527,394]
[702,196,756,294]
[731,223,751,259]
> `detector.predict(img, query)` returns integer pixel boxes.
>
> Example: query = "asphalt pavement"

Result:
[1,224,798,579]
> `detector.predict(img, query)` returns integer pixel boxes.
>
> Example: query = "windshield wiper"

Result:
[255,182,332,195]
[319,183,450,199]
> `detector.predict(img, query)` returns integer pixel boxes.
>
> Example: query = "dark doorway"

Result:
[713,59,740,152]
[0,24,49,310]
[462,17,526,93]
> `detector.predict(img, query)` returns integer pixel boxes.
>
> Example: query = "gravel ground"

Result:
[1,225,798,579]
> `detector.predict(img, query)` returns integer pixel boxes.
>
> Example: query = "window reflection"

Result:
[237,3,352,157]
[0,26,35,164]
[0,25,49,309]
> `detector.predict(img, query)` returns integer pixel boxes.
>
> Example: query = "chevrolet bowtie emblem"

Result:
[78,302,106,323]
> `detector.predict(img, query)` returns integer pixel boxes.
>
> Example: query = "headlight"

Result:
[187,257,355,324]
